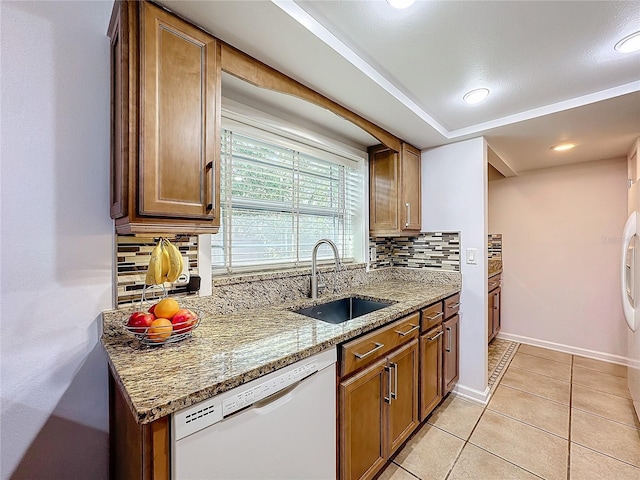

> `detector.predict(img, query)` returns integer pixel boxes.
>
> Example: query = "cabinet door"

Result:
[369,145,399,233]
[419,327,443,421]
[387,339,419,457]
[443,314,460,395]
[488,290,495,341]
[400,143,421,232]
[339,357,387,480]
[140,2,219,221]
[493,288,501,337]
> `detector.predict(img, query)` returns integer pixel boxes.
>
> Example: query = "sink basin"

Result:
[294,296,392,324]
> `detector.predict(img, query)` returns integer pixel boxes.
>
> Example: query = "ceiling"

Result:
[161,0,640,175]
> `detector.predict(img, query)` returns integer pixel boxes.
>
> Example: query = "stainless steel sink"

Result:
[294,296,392,324]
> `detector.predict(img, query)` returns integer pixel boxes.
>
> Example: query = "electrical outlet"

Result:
[369,246,377,262]
[466,248,478,265]
[174,256,190,285]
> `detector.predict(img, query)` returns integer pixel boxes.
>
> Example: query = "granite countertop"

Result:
[488,259,503,277]
[102,280,460,424]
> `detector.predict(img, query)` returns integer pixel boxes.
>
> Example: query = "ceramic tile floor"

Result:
[378,344,640,480]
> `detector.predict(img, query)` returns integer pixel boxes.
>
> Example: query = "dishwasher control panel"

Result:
[223,361,317,416]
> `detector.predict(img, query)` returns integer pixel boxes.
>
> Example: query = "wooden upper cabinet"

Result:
[369,142,421,236]
[109,0,221,235]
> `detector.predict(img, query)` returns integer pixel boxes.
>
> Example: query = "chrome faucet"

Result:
[310,238,341,299]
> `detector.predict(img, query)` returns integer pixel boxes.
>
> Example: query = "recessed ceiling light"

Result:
[615,31,640,53]
[550,143,576,152]
[386,0,415,9]
[463,88,490,105]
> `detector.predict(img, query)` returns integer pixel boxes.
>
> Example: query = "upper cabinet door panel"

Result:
[140,2,217,219]
[401,143,421,231]
[369,146,399,233]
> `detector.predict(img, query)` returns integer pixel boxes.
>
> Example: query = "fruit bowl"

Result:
[125,300,200,346]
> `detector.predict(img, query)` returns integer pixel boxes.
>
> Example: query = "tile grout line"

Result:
[495,383,569,407]
[570,404,640,430]
[444,342,549,480]
[566,354,574,480]
[569,441,640,470]
[446,342,545,480]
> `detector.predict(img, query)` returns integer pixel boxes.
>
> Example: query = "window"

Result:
[212,120,365,274]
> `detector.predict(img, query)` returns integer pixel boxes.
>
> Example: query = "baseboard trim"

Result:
[453,383,491,405]
[496,332,632,366]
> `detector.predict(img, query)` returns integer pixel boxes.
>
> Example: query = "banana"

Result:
[164,239,183,283]
[161,243,170,277]
[145,240,164,285]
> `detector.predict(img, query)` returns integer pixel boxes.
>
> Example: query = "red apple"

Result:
[148,303,157,315]
[127,311,155,333]
[171,308,197,334]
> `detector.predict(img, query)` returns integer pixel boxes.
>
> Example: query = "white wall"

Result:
[1,1,113,478]
[422,137,488,401]
[489,157,628,361]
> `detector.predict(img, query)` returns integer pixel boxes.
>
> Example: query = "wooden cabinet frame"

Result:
[109,369,169,480]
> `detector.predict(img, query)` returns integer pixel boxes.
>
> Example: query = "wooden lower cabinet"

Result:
[419,325,443,421]
[109,370,169,480]
[442,314,460,395]
[339,339,418,480]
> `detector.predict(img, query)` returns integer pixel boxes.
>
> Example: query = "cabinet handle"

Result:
[391,362,398,400]
[384,365,393,404]
[394,324,419,337]
[489,282,498,288]
[426,312,443,321]
[405,202,410,227]
[354,342,384,359]
[427,330,444,341]
[447,302,460,309]
[446,326,452,352]
[205,161,214,213]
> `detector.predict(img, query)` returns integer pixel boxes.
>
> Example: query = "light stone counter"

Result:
[488,259,503,277]
[102,277,460,424]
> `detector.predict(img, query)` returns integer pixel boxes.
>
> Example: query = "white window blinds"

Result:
[212,127,363,273]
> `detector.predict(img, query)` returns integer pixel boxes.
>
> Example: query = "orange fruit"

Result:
[147,318,173,343]
[154,298,180,319]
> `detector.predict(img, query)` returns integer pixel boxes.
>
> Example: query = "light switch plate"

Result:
[466,248,477,264]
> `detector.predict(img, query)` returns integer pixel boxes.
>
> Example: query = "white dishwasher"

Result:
[172,348,337,480]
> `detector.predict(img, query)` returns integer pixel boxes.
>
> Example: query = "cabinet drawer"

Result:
[340,312,420,377]
[444,294,460,319]
[488,274,501,292]
[420,302,444,332]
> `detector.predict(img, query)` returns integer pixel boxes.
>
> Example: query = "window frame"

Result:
[210,100,369,276]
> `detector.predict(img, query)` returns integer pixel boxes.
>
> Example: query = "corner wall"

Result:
[1,1,114,478]
[422,137,489,401]
[488,157,628,361]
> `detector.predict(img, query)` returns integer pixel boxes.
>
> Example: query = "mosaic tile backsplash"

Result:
[488,233,502,259]
[370,232,460,271]
[116,235,199,307]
